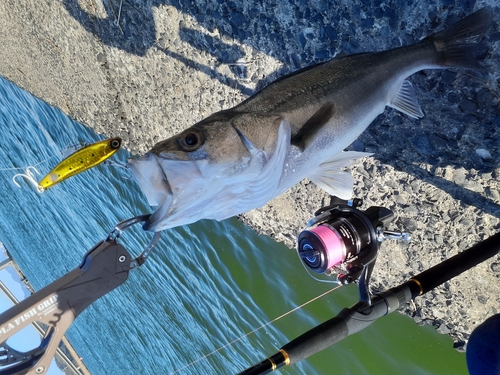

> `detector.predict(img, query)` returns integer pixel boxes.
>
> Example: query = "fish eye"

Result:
[110,138,121,149]
[178,131,203,151]
[185,133,198,146]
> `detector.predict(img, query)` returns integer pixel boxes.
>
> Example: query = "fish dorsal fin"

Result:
[388,80,424,119]
[309,151,372,199]
[292,102,335,150]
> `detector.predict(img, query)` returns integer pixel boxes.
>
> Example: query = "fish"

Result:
[39,137,122,190]
[128,8,493,232]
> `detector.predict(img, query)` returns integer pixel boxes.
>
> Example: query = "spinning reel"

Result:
[296,196,410,301]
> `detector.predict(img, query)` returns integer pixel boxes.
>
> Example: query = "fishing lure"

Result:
[39,137,122,190]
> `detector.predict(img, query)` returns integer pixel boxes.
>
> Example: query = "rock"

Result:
[441,70,457,85]
[437,323,451,335]
[412,134,434,156]
[458,99,478,114]
[476,148,492,161]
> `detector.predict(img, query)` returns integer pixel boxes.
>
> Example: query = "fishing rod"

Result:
[238,196,500,374]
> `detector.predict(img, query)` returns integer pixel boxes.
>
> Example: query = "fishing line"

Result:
[0,143,83,173]
[168,284,342,375]
[0,154,58,172]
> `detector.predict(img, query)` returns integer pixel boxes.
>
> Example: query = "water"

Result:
[0,75,467,375]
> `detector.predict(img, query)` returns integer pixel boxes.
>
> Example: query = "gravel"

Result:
[0,0,499,351]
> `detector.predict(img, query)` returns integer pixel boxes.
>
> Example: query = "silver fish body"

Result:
[129,8,492,231]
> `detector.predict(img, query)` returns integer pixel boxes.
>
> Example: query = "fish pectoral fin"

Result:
[388,80,424,119]
[292,102,336,151]
[309,151,372,199]
[311,169,354,200]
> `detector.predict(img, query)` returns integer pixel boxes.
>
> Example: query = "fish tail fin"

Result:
[425,7,492,70]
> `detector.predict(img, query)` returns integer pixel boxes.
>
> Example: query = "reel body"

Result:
[296,197,406,286]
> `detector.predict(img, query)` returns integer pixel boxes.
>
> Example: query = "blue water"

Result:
[0,75,467,375]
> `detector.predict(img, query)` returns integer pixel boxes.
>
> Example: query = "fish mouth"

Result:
[128,153,174,231]
[128,152,210,231]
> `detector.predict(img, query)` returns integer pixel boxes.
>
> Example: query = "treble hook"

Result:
[12,166,44,193]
